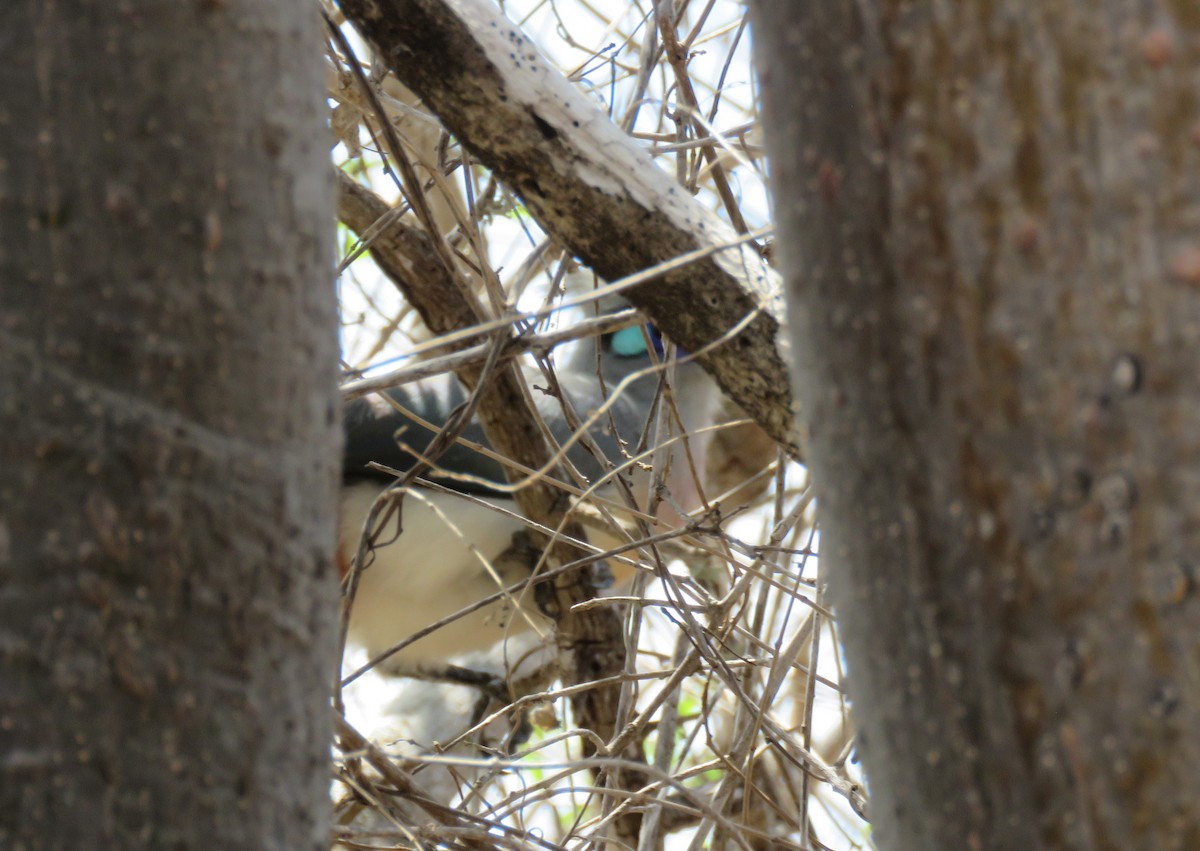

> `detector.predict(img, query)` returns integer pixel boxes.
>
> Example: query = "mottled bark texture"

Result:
[752,2,1200,849]
[0,2,339,849]
[336,0,800,458]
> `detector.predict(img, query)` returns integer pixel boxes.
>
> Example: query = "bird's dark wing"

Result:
[343,371,507,491]
[344,363,664,496]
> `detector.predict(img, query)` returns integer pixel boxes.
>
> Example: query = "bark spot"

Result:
[1110,353,1142,396]
[817,159,842,205]
[1146,560,1195,606]
[85,491,130,561]
[104,182,136,219]
[1011,216,1039,254]
[1169,246,1200,284]
[1140,30,1173,68]
[1096,471,1137,513]
[260,122,286,158]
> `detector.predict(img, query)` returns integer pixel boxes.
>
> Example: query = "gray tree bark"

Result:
[0,2,338,849]
[752,1,1200,848]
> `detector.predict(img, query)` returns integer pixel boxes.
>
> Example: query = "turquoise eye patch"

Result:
[611,325,649,357]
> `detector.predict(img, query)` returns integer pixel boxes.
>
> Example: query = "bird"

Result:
[338,304,721,677]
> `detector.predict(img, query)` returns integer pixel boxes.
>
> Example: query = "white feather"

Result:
[340,481,551,669]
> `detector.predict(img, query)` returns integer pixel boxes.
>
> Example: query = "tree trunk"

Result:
[752,2,1200,849]
[0,3,338,849]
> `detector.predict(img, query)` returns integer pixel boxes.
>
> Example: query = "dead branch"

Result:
[338,0,800,458]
